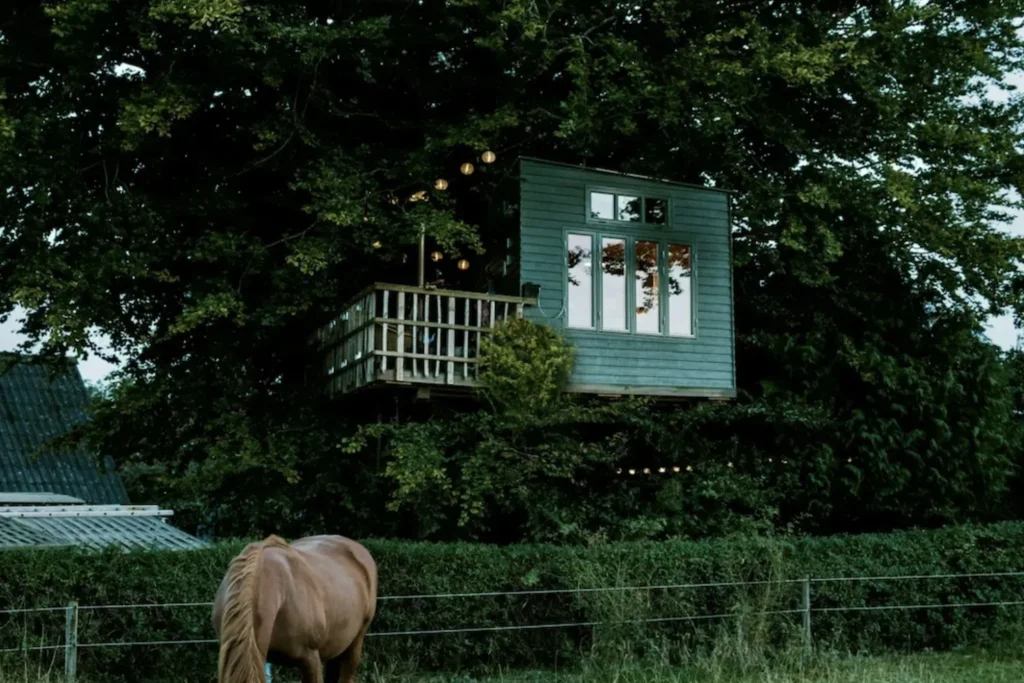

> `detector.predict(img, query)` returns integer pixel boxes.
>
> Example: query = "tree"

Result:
[1,0,1023,539]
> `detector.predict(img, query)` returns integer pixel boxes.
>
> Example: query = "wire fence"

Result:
[2,569,1024,680]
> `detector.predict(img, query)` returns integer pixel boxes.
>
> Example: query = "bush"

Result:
[1,524,1024,682]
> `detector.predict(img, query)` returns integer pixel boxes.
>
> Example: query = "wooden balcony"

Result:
[314,284,536,397]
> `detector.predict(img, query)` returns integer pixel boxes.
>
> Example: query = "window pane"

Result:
[645,198,668,224]
[668,244,693,336]
[635,241,660,334]
[590,192,614,220]
[618,195,642,222]
[601,238,627,331]
[567,234,594,328]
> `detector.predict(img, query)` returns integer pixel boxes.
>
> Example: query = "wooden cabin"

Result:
[315,157,736,400]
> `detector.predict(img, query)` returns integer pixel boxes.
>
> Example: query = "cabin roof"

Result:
[0,358,129,505]
[518,156,734,195]
[0,504,207,552]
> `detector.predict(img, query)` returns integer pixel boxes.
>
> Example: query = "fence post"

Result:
[800,578,812,655]
[64,601,78,682]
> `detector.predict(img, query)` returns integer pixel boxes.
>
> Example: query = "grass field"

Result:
[4,650,1023,683]
[365,650,1024,683]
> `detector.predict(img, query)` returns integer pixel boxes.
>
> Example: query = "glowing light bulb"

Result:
[434,178,449,190]
[481,150,496,164]
[460,162,475,175]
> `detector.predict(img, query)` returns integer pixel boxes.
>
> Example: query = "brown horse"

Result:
[212,535,378,683]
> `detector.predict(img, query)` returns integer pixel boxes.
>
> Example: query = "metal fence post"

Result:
[64,601,78,682]
[800,578,812,655]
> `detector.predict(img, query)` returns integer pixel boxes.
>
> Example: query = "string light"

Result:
[457,258,470,271]
[672,466,681,473]
[628,469,636,475]
[431,251,443,262]
[460,162,475,175]
[481,150,496,164]
[434,178,449,191]
[686,465,693,472]
[658,467,666,474]
[643,468,650,475]
[372,241,382,249]
[409,190,427,203]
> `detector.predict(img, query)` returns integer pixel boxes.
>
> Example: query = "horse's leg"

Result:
[297,651,324,683]
[326,629,367,683]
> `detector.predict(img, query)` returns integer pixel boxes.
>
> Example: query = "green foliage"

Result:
[1,0,1023,542]
[478,317,574,415]
[3,524,1024,682]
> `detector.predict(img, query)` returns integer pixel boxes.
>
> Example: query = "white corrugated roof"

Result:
[0,503,206,551]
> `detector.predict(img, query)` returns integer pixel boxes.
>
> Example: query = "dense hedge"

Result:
[2,524,1024,682]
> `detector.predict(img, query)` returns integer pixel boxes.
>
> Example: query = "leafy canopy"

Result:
[0,0,1023,539]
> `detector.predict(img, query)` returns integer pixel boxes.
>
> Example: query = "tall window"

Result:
[634,241,660,334]
[566,234,594,328]
[667,244,693,337]
[566,234,694,337]
[602,238,627,331]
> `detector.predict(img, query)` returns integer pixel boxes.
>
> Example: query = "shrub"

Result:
[1,524,1023,682]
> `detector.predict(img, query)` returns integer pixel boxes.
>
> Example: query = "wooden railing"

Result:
[315,284,536,396]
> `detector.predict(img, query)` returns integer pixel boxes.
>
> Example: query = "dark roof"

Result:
[0,360,128,505]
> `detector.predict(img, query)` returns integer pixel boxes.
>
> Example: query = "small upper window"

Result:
[645,198,668,224]
[590,192,615,220]
[618,196,642,222]
[590,191,669,226]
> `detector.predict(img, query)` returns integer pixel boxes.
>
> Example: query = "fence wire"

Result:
[2,569,1023,656]
[6,568,1024,616]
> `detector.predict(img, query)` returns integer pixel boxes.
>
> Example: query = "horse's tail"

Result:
[217,536,288,683]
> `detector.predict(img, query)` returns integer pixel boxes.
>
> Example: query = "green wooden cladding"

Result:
[517,158,736,398]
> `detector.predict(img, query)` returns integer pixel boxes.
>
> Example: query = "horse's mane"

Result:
[217,535,290,683]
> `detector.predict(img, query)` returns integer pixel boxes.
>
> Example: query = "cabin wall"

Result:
[518,158,736,397]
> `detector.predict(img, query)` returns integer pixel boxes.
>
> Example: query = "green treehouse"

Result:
[315,157,736,400]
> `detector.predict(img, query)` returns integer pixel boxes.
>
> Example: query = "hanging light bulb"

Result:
[628,469,636,476]
[658,467,666,474]
[481,150,496,164]
[672,466,681,473]
[372,241,382,249]
[409,190,427,203]
[686,465,693,472]
[460,162,475,175]
[457,258,470,271]
[434,178,449,191]
[431,251,443,262]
